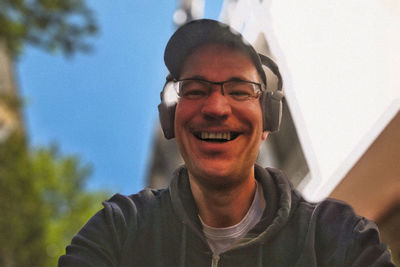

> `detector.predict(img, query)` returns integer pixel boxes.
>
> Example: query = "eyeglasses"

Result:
[173,78,265,102]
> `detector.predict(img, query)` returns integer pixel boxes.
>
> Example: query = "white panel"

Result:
[221,0,400,201]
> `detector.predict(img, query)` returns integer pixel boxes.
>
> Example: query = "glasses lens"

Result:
[224,81,260,101]
[179,80,210,99]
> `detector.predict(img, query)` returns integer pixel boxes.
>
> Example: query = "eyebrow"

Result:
[180,75,254,83]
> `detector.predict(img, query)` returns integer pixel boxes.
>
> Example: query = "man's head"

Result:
[159,19,283,140]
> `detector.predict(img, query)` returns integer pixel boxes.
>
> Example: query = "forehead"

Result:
[180,43,260,82]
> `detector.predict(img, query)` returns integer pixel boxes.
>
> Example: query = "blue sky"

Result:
[17,1,221,195]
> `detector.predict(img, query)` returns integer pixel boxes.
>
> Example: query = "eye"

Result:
[225,81,257,100]
[229,90,252,99]
[179,80,209,99]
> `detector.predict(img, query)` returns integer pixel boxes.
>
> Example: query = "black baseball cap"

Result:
[164,19,267,84]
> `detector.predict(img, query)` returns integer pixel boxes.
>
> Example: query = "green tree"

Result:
[0,1,102,266]
[0,0,97,57]
[0,133,47,267]
[0,132,108,267]
[32,144,108,266]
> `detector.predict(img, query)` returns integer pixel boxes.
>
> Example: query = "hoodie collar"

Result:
[169,164,293,247]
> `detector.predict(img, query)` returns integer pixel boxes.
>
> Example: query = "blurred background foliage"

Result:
[0,132,108,266]
[0,0,97,57]
[0,0,108,266]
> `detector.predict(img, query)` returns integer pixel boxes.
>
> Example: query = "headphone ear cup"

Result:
[258,54,284,133]
[262,91,283,132]
[158,102,176,139]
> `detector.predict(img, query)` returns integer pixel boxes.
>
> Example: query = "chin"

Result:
[188,160,250,189]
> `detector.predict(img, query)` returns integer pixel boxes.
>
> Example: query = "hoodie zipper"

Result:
[211,255,220,267]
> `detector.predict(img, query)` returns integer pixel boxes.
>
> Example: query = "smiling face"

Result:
[174,43,268,189]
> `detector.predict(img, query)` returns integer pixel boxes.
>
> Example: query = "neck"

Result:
[188,171,257,228]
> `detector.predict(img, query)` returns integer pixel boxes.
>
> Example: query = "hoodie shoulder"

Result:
[58,189,167,267]
[103,188,167,228]
[294,197,394,266]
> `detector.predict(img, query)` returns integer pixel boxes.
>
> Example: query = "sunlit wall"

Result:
[221,0,400,201]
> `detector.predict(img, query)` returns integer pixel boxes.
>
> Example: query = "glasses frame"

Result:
[173,78,265,101]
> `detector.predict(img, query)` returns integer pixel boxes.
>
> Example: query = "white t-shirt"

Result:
[199,181,266,255]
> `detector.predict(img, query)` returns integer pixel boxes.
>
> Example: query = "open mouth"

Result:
[193,131,240,142]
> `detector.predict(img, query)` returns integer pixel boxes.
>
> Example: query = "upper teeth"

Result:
[201,132,231,140]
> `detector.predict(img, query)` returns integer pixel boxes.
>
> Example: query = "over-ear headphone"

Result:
[158,54,284,139]
[258,54,284,133]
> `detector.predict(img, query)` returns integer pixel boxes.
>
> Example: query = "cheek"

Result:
[241,103,264,130]
[174,101,195,132]
[175,102,187,123]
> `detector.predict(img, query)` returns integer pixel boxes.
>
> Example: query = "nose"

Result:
[200,89,232,120]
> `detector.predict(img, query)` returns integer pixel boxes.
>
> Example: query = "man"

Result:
[59,19,394,266]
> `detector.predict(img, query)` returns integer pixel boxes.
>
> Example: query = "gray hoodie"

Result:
[59,165,394,266]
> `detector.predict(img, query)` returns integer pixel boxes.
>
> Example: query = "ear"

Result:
[261,131,269,141]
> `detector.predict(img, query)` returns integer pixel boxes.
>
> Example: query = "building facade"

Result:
[146,0,399,262]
